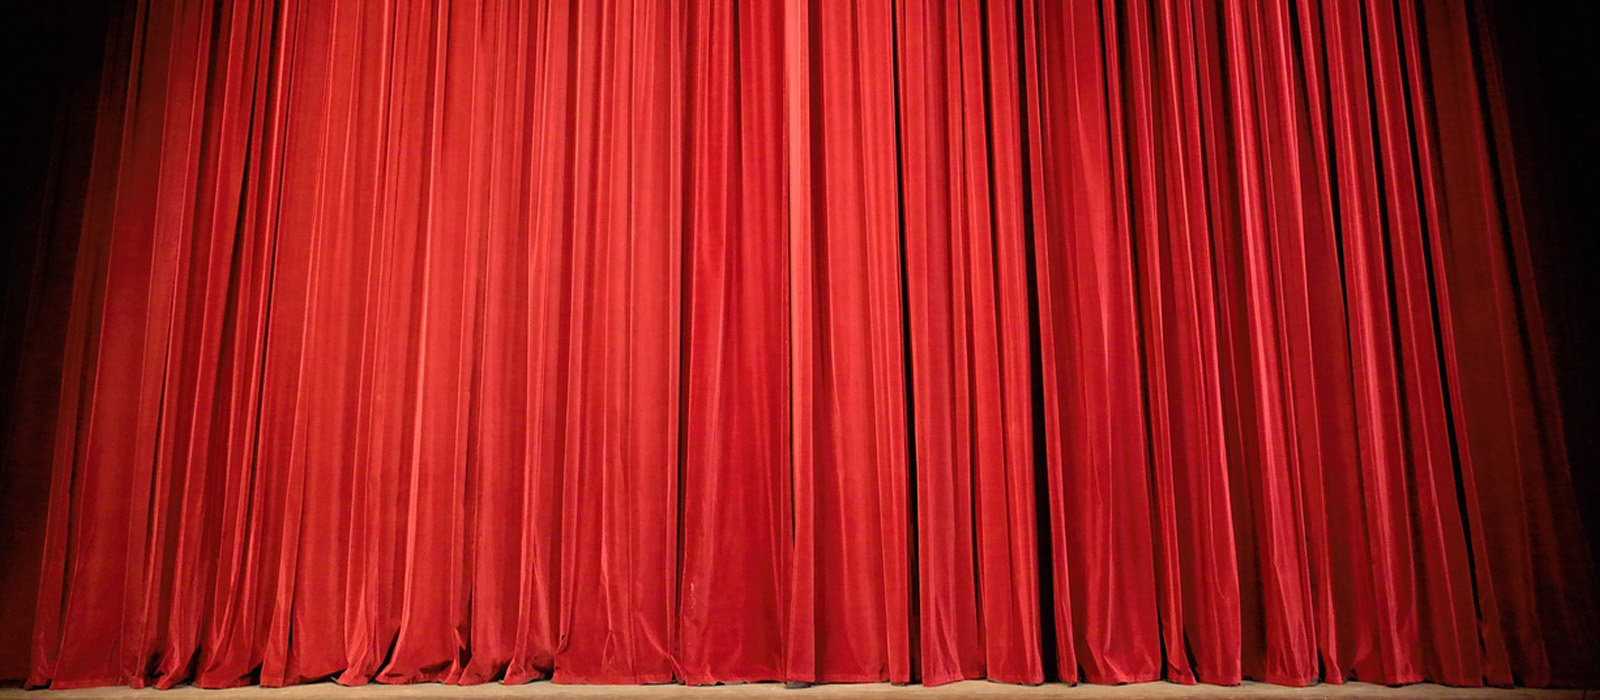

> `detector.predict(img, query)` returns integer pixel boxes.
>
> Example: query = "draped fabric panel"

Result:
[0,0,1595,689]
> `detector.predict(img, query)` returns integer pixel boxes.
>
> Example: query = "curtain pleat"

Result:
[1,0,1595,690]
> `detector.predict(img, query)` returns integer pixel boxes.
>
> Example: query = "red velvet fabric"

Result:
[0,0,1595,689]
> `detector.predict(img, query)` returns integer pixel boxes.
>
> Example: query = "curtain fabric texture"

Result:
[0,0,1595,689]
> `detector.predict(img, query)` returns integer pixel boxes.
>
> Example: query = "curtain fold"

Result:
[0,0,1595,689]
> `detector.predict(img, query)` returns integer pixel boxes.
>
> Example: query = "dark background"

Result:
[0,5,120,676]
[1483,0,1600,569]
[0,2,121,678]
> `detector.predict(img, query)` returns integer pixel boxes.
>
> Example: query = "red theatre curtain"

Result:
[0,0,1595,690]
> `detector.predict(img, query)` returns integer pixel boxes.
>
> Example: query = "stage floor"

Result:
[0,682,1584,699]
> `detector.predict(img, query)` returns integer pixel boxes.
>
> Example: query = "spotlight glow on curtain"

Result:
[0,0,1595,690]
